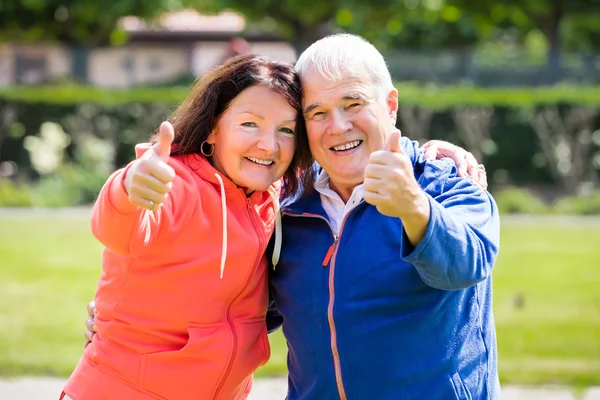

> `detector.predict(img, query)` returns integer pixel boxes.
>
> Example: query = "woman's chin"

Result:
[233,176,274,193]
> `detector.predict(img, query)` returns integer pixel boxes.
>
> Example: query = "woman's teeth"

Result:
[247,157,274,166]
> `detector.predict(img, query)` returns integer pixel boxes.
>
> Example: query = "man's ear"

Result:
[386,87,399,124]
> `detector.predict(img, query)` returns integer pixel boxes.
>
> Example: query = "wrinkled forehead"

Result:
[300,66,378,107]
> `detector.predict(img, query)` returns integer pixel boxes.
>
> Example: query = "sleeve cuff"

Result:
[400,194,440,262]
[107,162,138,215]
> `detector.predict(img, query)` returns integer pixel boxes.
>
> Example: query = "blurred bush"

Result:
[494,187,551,214]
[553,190,600,215]
[0,83,598,209]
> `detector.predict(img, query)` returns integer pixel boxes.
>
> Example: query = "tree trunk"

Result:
[530,106,598,195]
[452,106,494,162]
[539,5,564,84]
[398,106,434,144]
[290,20,336,56]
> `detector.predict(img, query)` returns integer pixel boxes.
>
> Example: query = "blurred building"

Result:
[0,10,296,87]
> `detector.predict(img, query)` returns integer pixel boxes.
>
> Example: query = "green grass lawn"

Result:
[0,214,599,386]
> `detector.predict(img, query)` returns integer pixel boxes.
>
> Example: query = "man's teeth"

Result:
[333,140,361,151]
[247,157,274,166]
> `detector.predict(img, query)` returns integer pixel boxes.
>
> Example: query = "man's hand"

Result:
[84,301,97,347]
[364,131,430,247]
[364,130,428,219]
[124,121,176,210]
[422,140,487,189]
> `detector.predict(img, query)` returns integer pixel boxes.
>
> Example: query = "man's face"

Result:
[301,67,398,193]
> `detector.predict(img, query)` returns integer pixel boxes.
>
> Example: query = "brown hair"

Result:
[153,54,313,199]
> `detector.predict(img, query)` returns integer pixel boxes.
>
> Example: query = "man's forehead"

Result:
[302,72,372,106]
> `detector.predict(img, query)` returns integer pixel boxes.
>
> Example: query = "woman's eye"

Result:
[242,122,257,127]
[280,127,295,135]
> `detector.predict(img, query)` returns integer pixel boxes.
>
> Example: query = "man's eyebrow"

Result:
[303,103,320,115]
[343,92,367,101]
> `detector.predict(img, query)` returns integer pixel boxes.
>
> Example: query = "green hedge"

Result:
[0,83,598,206]
[2,83,600,108]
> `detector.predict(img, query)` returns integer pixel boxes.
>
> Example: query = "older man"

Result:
[84,34,497,399]
[266,34,500,399]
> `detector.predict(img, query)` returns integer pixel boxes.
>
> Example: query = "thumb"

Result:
[385,130,403,153]
[152,121,174,161]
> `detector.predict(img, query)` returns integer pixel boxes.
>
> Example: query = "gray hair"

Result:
[294,33,394,100]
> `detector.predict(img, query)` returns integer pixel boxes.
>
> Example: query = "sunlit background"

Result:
[0,0,599,398]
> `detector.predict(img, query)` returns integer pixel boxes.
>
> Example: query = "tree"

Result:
[338,3,482,52]
[530,106,599,194]
[0,0,169,45]
[182,0,344,54]
[447,0,600,80]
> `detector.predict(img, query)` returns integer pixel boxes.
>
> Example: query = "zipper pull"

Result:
[322,235,339,267]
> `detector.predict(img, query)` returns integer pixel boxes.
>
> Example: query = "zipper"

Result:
[283,207,361,400]
[326,215,352,400]
[212,196,264,399]
[281,212,336,265]
[322,235,339,266]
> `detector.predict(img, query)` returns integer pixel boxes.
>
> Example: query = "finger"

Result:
[363,177,383,194]
[465,153,479,178]
[85,340,91,348]
[368,150,406,166]
[133,170,173,194]
[152,121,175,162]
[147,161,176,184]
[385,130,404,154]
[85,330,95,342]
[421,140,432,150]
[86,316,97,333]
[478,168,488,190]
[128,187,169,209]
[364,164,391,180]
[87,301,96,317]
[363,190,382,206]
[454,153,469,177]
[424,145,438,161]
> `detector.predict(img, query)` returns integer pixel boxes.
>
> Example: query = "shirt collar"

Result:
[314,168,364,202]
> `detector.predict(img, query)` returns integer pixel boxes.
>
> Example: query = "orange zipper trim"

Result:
[283,208,362,399]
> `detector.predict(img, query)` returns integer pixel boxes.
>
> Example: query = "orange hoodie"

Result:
[64,145,282,400]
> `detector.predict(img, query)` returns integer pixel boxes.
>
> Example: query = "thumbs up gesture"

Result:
[363,130,425,219]
[124,121,176,210]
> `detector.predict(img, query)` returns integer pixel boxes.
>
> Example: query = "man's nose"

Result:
[327,109,353,135]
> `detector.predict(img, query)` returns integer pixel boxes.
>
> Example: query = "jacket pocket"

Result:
[219,319,270,398]
[141,322,231,400]
[449,372,472,400]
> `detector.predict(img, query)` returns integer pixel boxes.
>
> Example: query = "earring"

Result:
[201,140,214,157]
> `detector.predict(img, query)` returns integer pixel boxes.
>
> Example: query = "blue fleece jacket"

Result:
[268,137,501,400]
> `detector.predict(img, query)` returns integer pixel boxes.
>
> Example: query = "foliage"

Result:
[0,84,598,207]
[553,190,600,215]
[494,187,550,214]
[0,0,169,45]
[2,83,600,109]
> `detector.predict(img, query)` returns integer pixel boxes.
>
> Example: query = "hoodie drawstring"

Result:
[214,173,228,279]
[153,172,276,278]
[268,187,282,269]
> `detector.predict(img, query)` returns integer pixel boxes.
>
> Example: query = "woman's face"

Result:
[207,84,297,192]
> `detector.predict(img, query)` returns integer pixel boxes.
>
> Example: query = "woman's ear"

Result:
[207,129,217,144]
